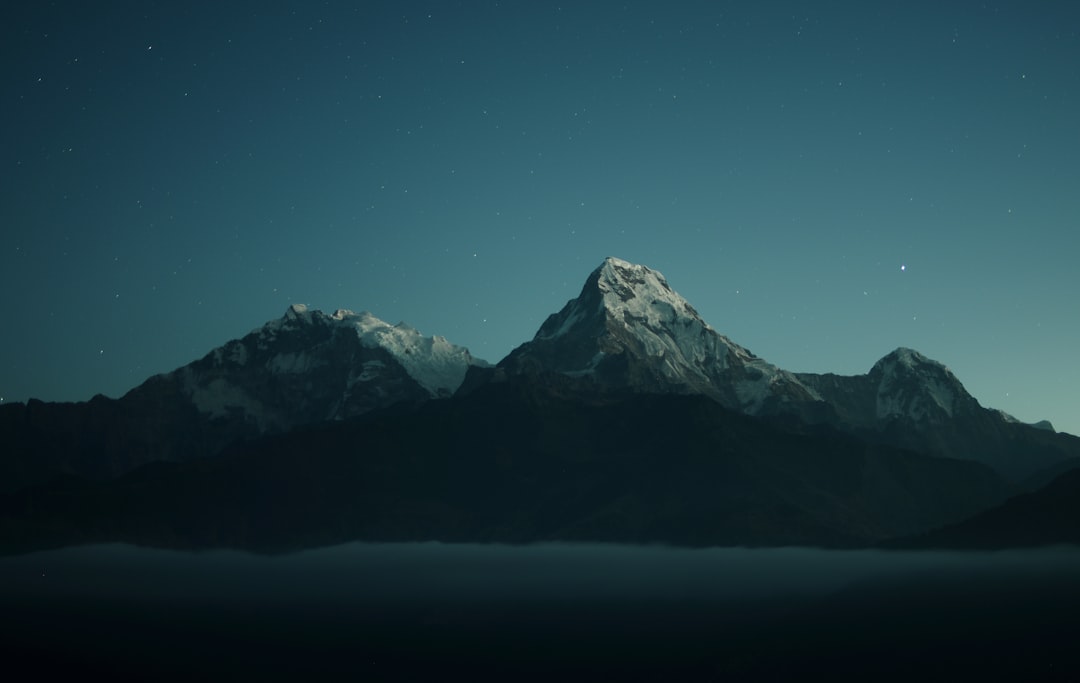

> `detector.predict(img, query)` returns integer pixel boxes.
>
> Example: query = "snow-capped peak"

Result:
[262,303,319,332]
[587,257,772,379]
[287,302,309,316]
[506,257,817,412]
[535,257,708,342]
[871,347,973,421]
[874,347,936,370]
[593,256,712,330]
[872,347,956,381]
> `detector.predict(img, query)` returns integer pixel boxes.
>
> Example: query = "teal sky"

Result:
[3,2,1078,435]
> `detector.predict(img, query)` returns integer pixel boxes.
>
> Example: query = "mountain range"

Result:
[2,257,1078,553]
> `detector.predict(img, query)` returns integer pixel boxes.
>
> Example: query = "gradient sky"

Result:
[3,2,1078,435]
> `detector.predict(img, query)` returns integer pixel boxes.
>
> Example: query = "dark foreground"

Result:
[3,543,1079,681]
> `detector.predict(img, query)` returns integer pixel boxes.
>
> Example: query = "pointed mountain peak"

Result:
[595,256,670,293]
[263,303,324,333]
[590,257,707,326]
[870,348,966,390]
[868,347,977,421]
[873,347,940,371]
[502,257,816,412]
[527,257,707,346]
[284,302,313,320]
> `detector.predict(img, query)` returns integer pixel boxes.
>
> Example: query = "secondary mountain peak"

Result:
[869,346,977,422]
[286,302,309,316]
[0,303,490,489]
[148,305,484,452]
[278,302,316,326]
[874,347,938,371]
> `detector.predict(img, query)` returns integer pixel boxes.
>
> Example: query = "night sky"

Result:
[3,2,1078,435]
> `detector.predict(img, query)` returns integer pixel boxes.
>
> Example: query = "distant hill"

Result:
[892,464,1080,550]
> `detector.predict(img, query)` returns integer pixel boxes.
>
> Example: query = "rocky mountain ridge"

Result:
[166,302,485,432]
[3,256,1080,551]
[0,305,486,491]
[496,257,1072,479]
[1,257,1075,492]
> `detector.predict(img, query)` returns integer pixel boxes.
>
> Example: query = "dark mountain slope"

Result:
[0,375,1008,554]
[894,465,1080,549]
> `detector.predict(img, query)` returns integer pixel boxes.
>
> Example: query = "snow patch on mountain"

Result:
[356,360,386,382]
[537,306,587,340]
[337,309,484,397]
[180,370,268,427]
[247,305,486,397]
